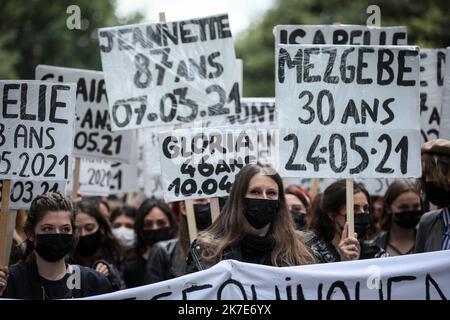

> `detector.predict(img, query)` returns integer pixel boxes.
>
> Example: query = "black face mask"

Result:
[194,203,212,231]
[424,182,450,207]
[35,234,74,263]
[243,198,279,229]
[76,229,102,257]
[393,211,423,229]
[291,210,307,230]
[354,214,371,240]
[142,228,172,247]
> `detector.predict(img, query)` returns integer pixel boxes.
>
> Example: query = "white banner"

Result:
[83,251,450,300]
[0,180,66,210]
[99,14,240,130]
[35,65,135,162]
[275,25,407,45]
[276,44,421,178]
[419,49,447,142]
[140,128,164,198]
[159,127,258,202]
[0,81,76,181]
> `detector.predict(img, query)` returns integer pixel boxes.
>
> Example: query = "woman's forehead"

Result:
[37,210,72,224]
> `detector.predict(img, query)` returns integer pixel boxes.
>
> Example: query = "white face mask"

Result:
[112,226,136,250]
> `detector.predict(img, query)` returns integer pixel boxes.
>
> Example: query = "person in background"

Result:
[72,199,125,291]
[110,205,137,259]
[186,163,316,273]
[372,179,423,256]
[144,198,216,284]
[122,199,176,288]
[368,195,384,240]
[105,195,123,214]
[0,193,111,299]
[308,180,386,263]
[415,139,450,253]
[285,185,311,231]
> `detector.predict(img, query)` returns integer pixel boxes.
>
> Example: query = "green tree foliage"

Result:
[236,0,450,97]
[0,0,142,79]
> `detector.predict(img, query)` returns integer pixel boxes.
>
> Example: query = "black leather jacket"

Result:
[145,239,186,284]
[2,260,112,299]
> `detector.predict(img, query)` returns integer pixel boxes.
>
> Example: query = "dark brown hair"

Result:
[196,163,316,266]
[23,192,75,260]
[309,180,370,243]
[380,179,423,231]
[420,153,450,191]
[74,198,123,264]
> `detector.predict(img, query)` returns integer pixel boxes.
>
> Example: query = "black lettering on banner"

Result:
[0,123,5,146]
[150,48,173,86]
[50,85,70,124]
[303,48,321,82]
[387,276,416,300]
[420,52,428,87]
[150,292,172,300]
[397,50,418,86]
[340,48,356,83]
[99,30,114,53]
[326,281,351,300]
[278,48,303,83]
[375,134,394,174]
[377,49,395,85]
[112,96,147,128]
[182,284,213,300]
[134,53,152,88]
[437,51,446,86]
[425,274,447,300]
[298,91,314,124]
[322,48,339,83]
[349,132,369,174]
[217,279,248,300]
[329,134,347,173]
[3,83,19,119]
[307,135,326,171]
[333,29,348,44]
[357,47,374,84]
[20,83,35,121]
[284,134,306,171]
[392,32,407,45]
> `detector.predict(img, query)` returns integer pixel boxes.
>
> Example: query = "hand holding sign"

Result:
[338,222,360,261]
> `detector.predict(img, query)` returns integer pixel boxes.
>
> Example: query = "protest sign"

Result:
[140,128,165,198]
[440,48,450,139]
[0,81,76,181]
[0,180,66,210]
[275,25,407,45]
[81,250,450,300]
[159,127,258,202]
[98,14,241,130]
[276,44,421,178]
[419,49,446,142]
[78,158,139,196]
[35,65,135,162]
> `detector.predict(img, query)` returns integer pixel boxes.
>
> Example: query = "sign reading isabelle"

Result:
[0,81,76,181]
[159,128,258,202]
[35,65,134,162]
[98,14,240,130]
[276,45,421,178]
[275,25,407,45]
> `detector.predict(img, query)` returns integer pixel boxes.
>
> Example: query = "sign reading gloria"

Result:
[276,45,421,178]
[35,65,134,162]
[159,127,258,202]
[0,81,76,181]
[98,14,240,130]
[275,25,407,45]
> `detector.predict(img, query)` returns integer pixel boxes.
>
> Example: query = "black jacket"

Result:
[145,239,186,284]
[2,261,112,299]
[415,209,445,253]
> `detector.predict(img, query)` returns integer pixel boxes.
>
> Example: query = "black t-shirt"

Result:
[39,274,72,300]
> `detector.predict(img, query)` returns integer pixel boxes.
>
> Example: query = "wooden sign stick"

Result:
[0,180,12,265]
[210,197,220,222]
[71,157,81,200]
[346,179,355,237]
[185,200,198,243]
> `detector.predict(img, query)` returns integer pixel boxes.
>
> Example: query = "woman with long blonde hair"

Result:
[186,163,316,272]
